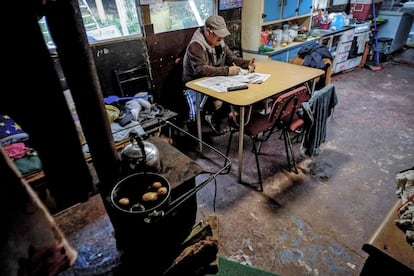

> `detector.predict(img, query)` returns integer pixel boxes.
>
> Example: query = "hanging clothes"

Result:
[300,84,338,157]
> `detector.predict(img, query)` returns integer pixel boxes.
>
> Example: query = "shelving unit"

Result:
[319,27,358,73]
[241,0,314,57]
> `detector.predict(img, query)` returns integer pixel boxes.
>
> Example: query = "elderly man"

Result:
[182,15,255,135]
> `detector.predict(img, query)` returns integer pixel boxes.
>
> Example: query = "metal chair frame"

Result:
[225,86,310,191]
[113,64,153,98]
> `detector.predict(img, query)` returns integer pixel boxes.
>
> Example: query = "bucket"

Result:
[378,37,393,54]
[376,37,393,63]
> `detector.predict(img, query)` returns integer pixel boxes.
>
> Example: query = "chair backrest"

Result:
[268,85,309,128]
[113,63,153,97]
[289,54,332,89]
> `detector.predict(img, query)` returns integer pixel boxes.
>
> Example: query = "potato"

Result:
[157,187,168,195]
[152,181,163,189]
[142,192,158,202]
[118,197,130,206]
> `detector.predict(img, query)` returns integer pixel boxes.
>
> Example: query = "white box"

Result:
[337,41,353,53]
[341,30,355,42]
[335,51,350,63]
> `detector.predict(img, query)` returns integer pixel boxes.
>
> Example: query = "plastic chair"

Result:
[225,86,310,191]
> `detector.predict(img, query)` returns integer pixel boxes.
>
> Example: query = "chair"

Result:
[290,55,332,90]
[113,64,154,98]
[289,41,333,91]
[225,85,310,191]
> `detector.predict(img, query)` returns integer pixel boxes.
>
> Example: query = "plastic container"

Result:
[330,13,345,31]
[378,37,393,54]
[319,21,331,29]
[376,37,393,63]
[282,24,290,43]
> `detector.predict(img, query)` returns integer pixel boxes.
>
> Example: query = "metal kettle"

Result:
[120,133,161,175]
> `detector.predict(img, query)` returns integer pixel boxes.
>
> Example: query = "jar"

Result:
[282,24,290,43]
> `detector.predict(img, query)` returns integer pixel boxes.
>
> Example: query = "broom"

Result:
[366,1,384,71]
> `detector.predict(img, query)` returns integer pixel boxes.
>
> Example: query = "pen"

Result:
[232,62,240,73]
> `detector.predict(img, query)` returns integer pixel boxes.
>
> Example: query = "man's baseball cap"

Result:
[205,15,231,37]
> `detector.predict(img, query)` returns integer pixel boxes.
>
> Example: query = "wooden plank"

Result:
[362,200,414,271]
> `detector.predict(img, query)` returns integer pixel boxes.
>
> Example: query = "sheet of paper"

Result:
[229,72,271,84]
[194,73,271,93]
[194,76,247,93]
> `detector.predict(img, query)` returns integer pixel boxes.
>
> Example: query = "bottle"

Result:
[282,24,290,44]
[261,30,268,46]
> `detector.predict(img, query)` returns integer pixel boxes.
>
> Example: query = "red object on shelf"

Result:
[320,21,331,29]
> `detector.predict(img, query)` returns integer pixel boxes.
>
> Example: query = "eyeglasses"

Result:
[208,29,222,39]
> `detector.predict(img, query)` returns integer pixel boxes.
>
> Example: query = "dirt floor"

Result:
[56,48,414,276]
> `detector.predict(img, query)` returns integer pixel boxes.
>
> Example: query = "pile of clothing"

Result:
[104,92,162,142]
[0,114,42,176]
[395,167,414,247]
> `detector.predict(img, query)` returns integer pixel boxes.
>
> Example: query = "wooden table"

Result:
[186,60,324,183]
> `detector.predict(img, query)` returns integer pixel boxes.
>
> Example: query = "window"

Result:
[149,0,215,34]
[39,0,142,49]
[39,0,216,48]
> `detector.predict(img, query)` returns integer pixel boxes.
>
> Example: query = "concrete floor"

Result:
[55,49,414,276]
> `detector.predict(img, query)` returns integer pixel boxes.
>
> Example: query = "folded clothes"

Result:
[13,150,43,176]
[3,142,29,160]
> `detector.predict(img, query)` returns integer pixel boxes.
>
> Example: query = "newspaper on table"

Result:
[194,72,270,93]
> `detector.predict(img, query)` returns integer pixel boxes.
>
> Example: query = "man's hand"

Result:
[248,58,256,73]
[228,64,240,76]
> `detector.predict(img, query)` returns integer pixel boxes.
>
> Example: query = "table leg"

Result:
[238,106,245,182]
[196,92,203,153]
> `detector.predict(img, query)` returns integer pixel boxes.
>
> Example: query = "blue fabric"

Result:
[298,41,333,70]
[0,114,29,146]
[183,89,205,122]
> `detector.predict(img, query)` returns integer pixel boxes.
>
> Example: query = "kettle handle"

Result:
[134,135,147,164]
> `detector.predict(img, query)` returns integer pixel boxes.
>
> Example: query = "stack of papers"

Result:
[230,72,270,84]
[194,73,270,93]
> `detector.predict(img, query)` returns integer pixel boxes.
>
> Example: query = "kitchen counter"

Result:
[243,25,355,60]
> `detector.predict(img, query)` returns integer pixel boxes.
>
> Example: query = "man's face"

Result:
[206,28,223,47]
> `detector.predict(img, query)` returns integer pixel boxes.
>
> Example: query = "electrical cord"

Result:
[196,171,218,213]
[158,119,230,217]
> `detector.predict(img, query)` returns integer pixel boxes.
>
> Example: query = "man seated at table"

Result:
[182,15,255,135]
